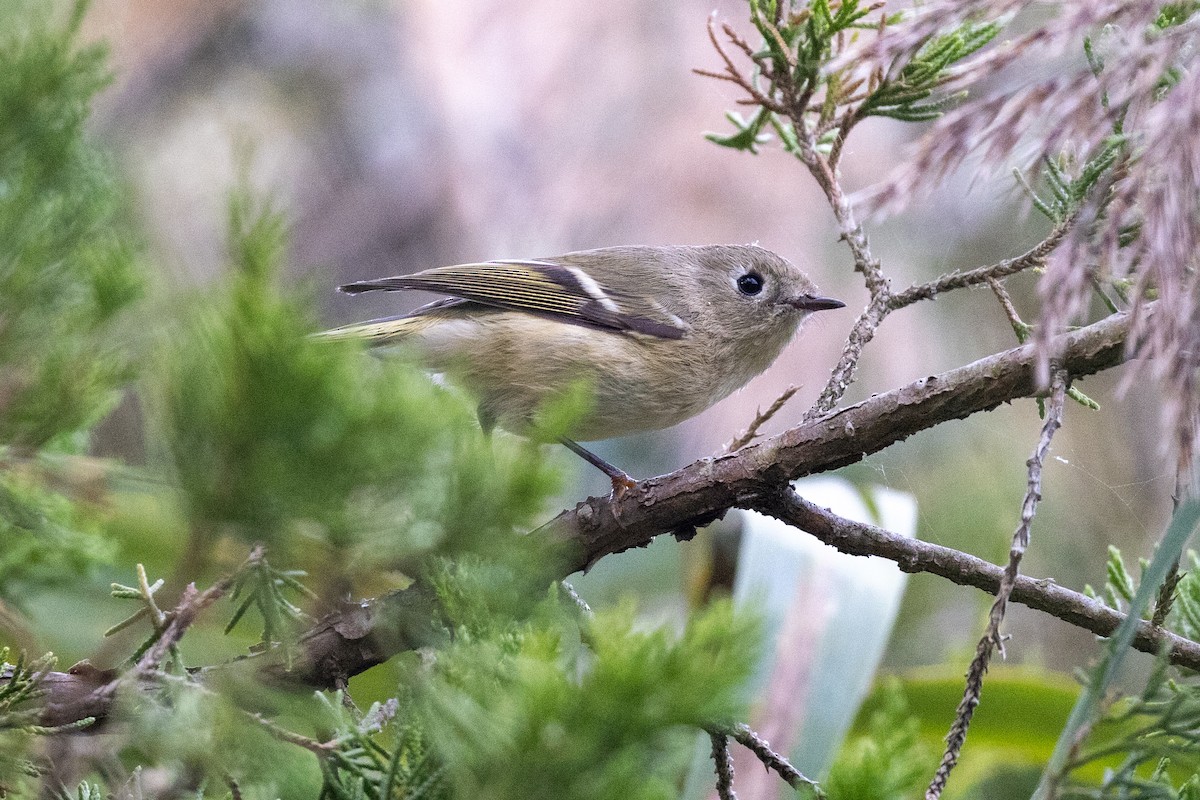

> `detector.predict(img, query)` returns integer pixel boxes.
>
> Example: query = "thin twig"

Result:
[753,484,1200,672]
[804,296,888,421]
[703,12,877,292]
[988,278,1027,339]
[890,219,1073,310]
[827,111,857,172]
[151,669,337,757]
[724,20,765,64]
[710,731,738,800]
[86,546,267,710]
[763,22,798,73]
[136,564,166,629]
[799,129,888,295]
[136,545,266,675]
[697,15,788,114]
[249,711,335,756]
[698,10,888,416]
[727,385,800,451]
[926,371,1068,800]
[792,124,890,417]
[728,723,823,795]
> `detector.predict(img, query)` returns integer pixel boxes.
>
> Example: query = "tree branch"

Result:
[18,309,1160,728]
[889,218,1073,310]
[559,309,1133,571]
[756,491,1200,671]
[925,370,1068,800]
[709,731,739,800]
[726,385,800,451]
[726,723,822,794]
[263,582,448,690]
[803,296,889,422]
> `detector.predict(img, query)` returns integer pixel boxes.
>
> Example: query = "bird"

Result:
[320,244,845,492]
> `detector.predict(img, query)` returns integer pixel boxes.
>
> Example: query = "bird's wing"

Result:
[339,259,687,339]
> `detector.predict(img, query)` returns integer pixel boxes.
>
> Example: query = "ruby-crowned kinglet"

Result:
[322,244,844,489]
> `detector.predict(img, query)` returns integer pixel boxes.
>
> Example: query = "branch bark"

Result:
[21,308,1168,728]
[756,492,1200,671]
[926,371,1069,800]
[558,308,1134,572]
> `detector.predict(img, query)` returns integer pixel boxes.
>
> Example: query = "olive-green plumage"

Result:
[322,244,843,443]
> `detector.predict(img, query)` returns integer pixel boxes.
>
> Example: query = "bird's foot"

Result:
[610,472,639,499]
[561,437,640,500]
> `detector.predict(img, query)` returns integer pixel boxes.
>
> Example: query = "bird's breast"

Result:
[408,311,795,441]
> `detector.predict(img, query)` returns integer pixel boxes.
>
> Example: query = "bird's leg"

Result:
[559,438,638,496]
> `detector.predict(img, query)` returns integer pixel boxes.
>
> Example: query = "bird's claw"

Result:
[610,474,638,499]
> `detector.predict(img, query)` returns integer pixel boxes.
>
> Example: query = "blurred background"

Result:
[60,0,1177,790]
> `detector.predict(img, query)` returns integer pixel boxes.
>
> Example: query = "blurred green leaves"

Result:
[153,194,441,548]
[1038,499,1200,798]
[313,693,449,800]
[0,470,112,603]
[0,5,597,789]
[839,669,1080,800]
[419,599,760,800]
[149,193,564,575]
[824,682,930,800]
[0,0,142,451]
[0,8,135,725]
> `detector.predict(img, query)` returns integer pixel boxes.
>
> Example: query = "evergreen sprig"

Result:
[1083,545,1200,643]
[225,555,316,665]
[0,649,95,795]
[856,21,1001,122]
[0,470,113,603]
[823,682,931,800]
[703,1,1002,155]
[0,649,56,732]
[1059,671,1200,799]
[1174,553,1200,643]
[152,192,447,548]
[1083,544,1140,614]
[150,188,565,578]
[316,694,448,800]
[417,599,760,800]
[1021,138,1126,228]
[0,0,143,451]
[1039,500,1200,798]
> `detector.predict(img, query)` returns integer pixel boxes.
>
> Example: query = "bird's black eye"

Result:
[736,272,764,296]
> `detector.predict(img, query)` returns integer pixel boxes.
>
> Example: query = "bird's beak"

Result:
[786,294,846,312]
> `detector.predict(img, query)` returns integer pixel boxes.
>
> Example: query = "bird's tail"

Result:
[312,313,434,344]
